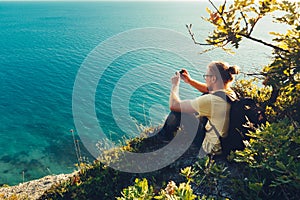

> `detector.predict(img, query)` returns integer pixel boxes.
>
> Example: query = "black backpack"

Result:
[212,91,266,156]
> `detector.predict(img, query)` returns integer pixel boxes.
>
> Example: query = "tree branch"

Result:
[238,33,290,53]
[240,72,266,76]
[191,0,291,55]
[220,0,227,15]
[208,0,229,28]
[186,24,225,46]
[248,16,261,35]
[240,11,249,32]
[208,0,289,53]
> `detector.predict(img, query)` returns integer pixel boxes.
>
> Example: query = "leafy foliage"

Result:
[117,178,154,200]
[233,78,272,103]
[116,168,198,200]
[232,119,300,199]
[192,157,230,197]
[155,179,197,200]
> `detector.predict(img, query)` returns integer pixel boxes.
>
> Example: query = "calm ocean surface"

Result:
[0,1,279,185]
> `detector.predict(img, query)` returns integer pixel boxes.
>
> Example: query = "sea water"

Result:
[0,1,279,185]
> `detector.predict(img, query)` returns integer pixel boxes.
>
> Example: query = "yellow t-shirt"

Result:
[190,90,233,154]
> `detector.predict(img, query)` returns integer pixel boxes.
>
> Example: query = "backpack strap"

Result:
[212,90,239,103]
[207,120,221,137]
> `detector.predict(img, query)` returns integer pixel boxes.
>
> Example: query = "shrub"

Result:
[232,119,300,199]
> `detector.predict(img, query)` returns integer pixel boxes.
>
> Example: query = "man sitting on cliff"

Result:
[156,61,239,157]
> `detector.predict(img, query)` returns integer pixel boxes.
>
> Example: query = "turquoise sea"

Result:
[0,1,280,185]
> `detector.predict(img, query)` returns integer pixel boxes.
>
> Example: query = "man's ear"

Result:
[211,75,217,83]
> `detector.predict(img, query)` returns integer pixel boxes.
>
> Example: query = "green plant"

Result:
[233,78,272,103]
[232,119,300,199]
[117,178,154,200]
[192,157,231,198]
[117,176,197,200]
[155,180,197,200]
[116,167,199,200]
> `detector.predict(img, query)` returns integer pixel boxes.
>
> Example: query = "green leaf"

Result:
[249,182,263,192]
[206,7,212,14]
[276,161,287,171]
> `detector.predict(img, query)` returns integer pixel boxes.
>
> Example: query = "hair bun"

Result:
[228,65,239,75]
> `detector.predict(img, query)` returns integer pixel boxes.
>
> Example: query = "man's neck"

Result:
[209,83,230,93]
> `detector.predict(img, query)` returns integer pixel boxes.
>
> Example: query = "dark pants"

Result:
[157,111,206,147]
